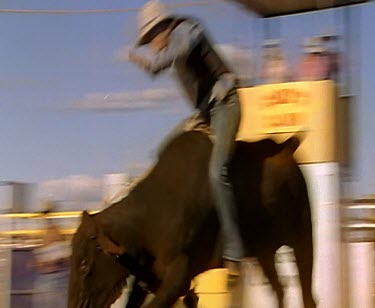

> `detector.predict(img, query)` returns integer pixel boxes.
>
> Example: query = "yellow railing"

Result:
[0,211,99,237]
[0,228,77,237]
[0,210,99,219]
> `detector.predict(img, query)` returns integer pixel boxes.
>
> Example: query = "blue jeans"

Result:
[157,89,244,261]
[209,89,244,261]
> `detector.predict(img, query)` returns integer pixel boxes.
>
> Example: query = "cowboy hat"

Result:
[136,0,175,46]
[303,37,325,54]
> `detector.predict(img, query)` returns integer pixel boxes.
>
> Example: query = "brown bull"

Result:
[68,131,316,308]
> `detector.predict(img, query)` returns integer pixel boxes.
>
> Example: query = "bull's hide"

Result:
[68,131,315,308]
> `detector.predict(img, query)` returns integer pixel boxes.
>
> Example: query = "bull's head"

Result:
[68,211,128,308]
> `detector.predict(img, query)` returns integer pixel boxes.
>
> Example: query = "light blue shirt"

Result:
[131,19,237,108]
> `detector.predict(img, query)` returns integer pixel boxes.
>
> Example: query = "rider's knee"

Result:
[209,165,230,186]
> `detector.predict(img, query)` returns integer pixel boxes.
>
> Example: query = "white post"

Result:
[104,174,132,308]
[103,173,130,207]
[300,163,342,308]
[0,216,11,308]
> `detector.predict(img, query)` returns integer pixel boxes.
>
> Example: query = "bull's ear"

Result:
[97,233,125,256]
[81,210,96,238]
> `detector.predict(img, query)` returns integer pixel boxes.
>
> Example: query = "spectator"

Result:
[320,33,341,82]
[295,36,330,81]
[260,39,290,84]
[31,203,70,308]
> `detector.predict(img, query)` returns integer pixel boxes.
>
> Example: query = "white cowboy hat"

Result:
[136,0,174,46]
[303,37,325,54]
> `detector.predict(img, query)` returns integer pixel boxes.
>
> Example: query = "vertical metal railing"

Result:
[342,198,375,308]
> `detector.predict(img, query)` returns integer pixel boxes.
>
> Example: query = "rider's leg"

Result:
[208,89,244,266]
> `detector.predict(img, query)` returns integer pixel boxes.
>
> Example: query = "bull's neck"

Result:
[95,197,140,248]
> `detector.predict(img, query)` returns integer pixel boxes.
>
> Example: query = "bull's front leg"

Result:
[145,255,191,308]
[125,276,149,308]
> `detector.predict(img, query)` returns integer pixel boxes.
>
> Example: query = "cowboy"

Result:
[260,39,290,84]
[128,0,244,281]
[296,36,330,81]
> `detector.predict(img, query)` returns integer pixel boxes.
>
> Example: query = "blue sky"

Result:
[0,1,374,196]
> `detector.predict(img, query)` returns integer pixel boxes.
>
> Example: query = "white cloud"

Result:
[39,175,104,204]
[73,44,253,113]
[71,88,181,112]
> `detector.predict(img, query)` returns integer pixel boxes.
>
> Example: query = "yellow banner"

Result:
[237,80,336,163]
[258,87,311,133]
